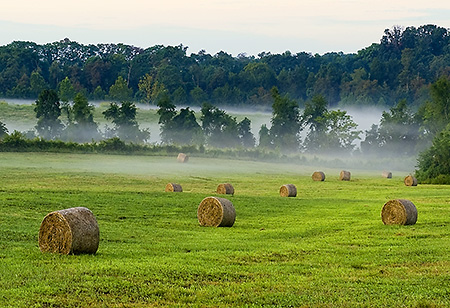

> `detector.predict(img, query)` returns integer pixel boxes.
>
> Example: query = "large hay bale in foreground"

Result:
[404,175,418,186]
[165,183,183,192]
[312,171,326,181]
[381,199,418,225]
[382,171,392,178]
[197,197,236,227]
[38,207,99,255]
[177,153,189,163]
[217,183,234,195]
[280,184,297,197]
[339,170,351,181]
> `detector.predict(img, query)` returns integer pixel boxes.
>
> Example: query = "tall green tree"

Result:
[238,117,255,148]
[63,92,99,142]
[157,95,202,144]
[58,77,76,103]
[103,101,149,143]
[303,95,360,153]
[108,76,133,102]
[30,70,48,97]
[269,87,301,151]
[258,124,271,148]
[201,103,240,148]
[34,89,62,139]
[302,94,328,151]
[416,123,450,184]
[421,76,450,135]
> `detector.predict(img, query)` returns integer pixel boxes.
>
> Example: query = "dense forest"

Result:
[0,24,449,108]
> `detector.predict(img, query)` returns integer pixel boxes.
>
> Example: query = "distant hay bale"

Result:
[381,199,418,225]
[312,171,326,181]
[177,153,189,163]
[217,183,234,195]
[339,170,351,181]
[404,175,418,186]
[197,196,236,227]
[382,171,393,178]
[165,183,183,192]
[38,207,99,255]
[280,184,297,197]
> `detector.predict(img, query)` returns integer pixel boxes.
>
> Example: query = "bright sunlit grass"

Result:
[0,153,449,307]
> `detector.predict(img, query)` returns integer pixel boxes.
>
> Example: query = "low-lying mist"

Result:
[1,99,419,172]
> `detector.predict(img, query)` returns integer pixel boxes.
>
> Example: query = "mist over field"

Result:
[1,98,420,173]
[1,98,383,145]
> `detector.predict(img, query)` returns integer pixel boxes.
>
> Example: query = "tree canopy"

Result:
[0,25,448,109]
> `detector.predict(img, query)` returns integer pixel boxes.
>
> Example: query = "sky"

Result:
[1,0,449,56]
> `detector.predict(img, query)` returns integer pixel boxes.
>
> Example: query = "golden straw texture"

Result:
[165,183,183,192]
[404,175,418,186]
[38,207,100,254]
[339,170,351,181]
[312,171,326,181]
[197,197,236,227]
[280,184,297,197]
[177,153,189,163]
[381,199,418,225]
[216,183,234,195]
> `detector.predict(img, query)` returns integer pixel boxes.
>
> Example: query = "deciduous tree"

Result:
[34,89,62,139]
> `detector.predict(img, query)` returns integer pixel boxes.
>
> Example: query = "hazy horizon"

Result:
[1,1,449,56]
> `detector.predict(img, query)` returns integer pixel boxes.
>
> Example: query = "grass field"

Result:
[0,152,449,307]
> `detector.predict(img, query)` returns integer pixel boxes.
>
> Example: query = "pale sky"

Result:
[1,0,449,56]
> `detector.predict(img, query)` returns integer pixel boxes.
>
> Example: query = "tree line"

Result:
[0,25,449,109]
[0,75,449,183]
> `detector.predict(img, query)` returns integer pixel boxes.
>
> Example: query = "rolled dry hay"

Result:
[217,183,234,195]
[381,199,418,225]
[339,170,351,181]
[177,153,189,163]
[38,207,99,255]
[165,183,183,192]
[382,171,393,178]
[312,171,326,181]
[404,175,418,186]
[280,184,297,197]
[197,196,236,227]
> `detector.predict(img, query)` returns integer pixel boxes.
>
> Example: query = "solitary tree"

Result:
[34,89,62,139]
[303,94,360,153]
[103,101,149,143]
[63,92,99,142]
[238,117,255,148]
[201,103,240,148]
[269,87,301,151]
[157,95,202,145]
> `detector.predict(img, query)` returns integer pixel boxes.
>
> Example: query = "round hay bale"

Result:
[165,183,183,192]
[38,207,99,255]
[280,184,297,197]
[177,153,189,163]
[404,175,418,186]
[217,183,234,195]
[382,171,392,178]
[339,170,351,181]
[381,199,418,225]
[197,197,236,227]
[312,171,326,181]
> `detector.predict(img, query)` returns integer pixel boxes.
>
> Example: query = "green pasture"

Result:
[0,152,449,307]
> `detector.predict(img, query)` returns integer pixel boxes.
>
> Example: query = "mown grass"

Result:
[0,152,449,307]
